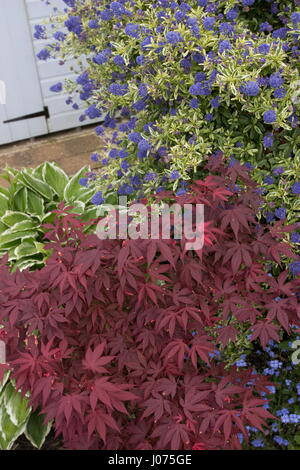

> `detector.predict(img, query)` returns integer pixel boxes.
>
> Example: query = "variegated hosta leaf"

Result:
[42,162,69,199]
[63,166,91,203]
[0,382,31,450]
[0,163,94,270]
[25,410,52,449]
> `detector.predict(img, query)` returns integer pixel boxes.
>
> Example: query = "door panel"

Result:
[0,0,48,145]
[27,0,103,134]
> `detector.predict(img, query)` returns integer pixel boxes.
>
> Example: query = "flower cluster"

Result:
[242,335,300,450]
[38,0,300,205]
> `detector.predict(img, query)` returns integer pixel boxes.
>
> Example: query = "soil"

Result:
[12,430,62,451]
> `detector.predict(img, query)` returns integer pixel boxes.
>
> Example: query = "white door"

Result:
[26,0,94,134]
[0,0,48,145]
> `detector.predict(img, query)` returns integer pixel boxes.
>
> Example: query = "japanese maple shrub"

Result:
[1,157,300,450]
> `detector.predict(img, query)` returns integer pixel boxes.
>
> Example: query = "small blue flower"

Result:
[95,126,104,136]
[119,149,128,159]
[275,207,286,219]
[189,98,199,109]
[290,413,300,424]
[118,184,134,195]
[53,31,67,42]
[272,27,289,39]
[257,43,270,54]
[292,12,300,24]
[263,110,277,123]
[236,355,247,367]
[291,182,300,195]
[166,31,184,44]
[120,160,130,171]
[64,16,82,36]
[174,11,186,22]
[291,232,300,243]
[91,191,104,205]
[170,170,181,180]
[289,261,300,276]
[85,104,101,119]
[218,40,232,53]
[109,148,119,159]
[34,25,46,40]
[219,22,234,35]
[210,96,220,108]
[268,360,282,369]
[108,83,128,96]
[90,153,100,162]
[50,82,63,93]
[114,55,125,67]
[136,55,145,65]
[263,134,273,148]
[269,72,284,88]
[88,19,99,29]
[138,139,151,152]
[176,187,187,196]
[144,172,157,182]
[273,167,284,176]
[259,23,271,34]
[276,408,289,417]
[125,23,139,38]
[226,8,238,21]
[79,178,88,187]
[37,48,51,61]
[93,50,110,65]
[203,16,216,31]
[189,82,211,96]
[128,132,142,143]
[138,83,148,97]
[251,439,264,448]
[274,436,289,446]
[205,113,214,121]
[274,87,287,99]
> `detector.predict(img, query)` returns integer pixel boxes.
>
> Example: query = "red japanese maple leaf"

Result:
[250,321,280,349]
[82,342,115,374]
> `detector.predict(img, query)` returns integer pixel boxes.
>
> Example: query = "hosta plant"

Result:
[1,157,300,450]
[0,162,97,271]
[0,371,51,450]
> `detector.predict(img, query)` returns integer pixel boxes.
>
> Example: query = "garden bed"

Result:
[0,0,300,452]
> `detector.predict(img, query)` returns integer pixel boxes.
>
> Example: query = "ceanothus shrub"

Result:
[38,0,300,207]
[1,156,300,450]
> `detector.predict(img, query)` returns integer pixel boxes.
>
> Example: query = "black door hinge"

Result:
[4,106,49,124]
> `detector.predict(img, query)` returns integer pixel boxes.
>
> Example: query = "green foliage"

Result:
[0,373,51,450]
[48,0,300,207]
[0,162,97,270]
